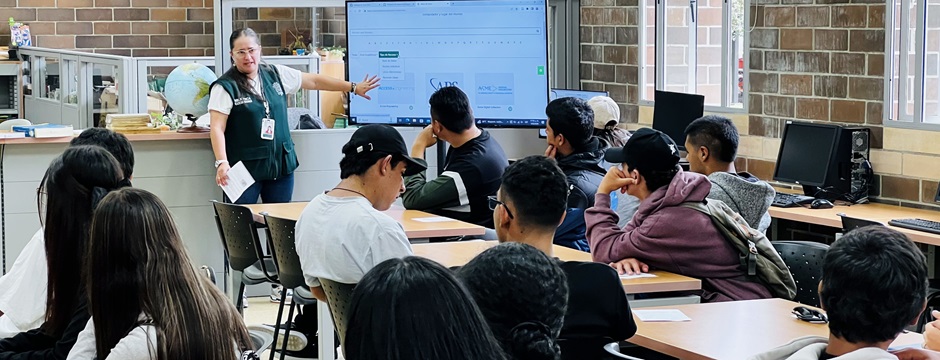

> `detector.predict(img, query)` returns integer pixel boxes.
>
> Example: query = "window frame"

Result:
[884,0,940,131]
[638,0,749,113]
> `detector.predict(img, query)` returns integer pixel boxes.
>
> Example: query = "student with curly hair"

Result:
[457,243,568,360]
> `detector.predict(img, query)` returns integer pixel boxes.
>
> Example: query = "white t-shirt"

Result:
[0,229,47,338]
[295,195,413,288]
[207,64,304,115]
[67,317,157,360]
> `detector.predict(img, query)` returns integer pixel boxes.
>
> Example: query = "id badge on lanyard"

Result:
[260,97,275,141]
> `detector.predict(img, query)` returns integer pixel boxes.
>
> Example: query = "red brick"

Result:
[37,9,74,21]
[18,0,55,6]
[922,180,939,204]
[881,175,920,202]
[75,35,112,48]
[797,6,829,26]
[765,7,796,27]
[58,0,93,6]
[132,48,168,57]
[815,29,848,51]
[831,100,867,123]
[814,76,848,98]
[867,102,883,124]
[795,98,829,120]
[869,6,885,28]
[750,72,779,93]
[132,22,167,34]
[849,30,885,52]
[114,9,149,21]
[832,53,866,75]
[167,22,205,35]
[187,9,213,21]
[151,35,186,48]
[131,0,167,5]
[868,54,885,76]
[748,159,777,180]
[94,22,131,35]
[151,8,186,21]
[603,45,627,64]
[749,95,763,114]
[780,74,813,95]
[831,5,868,28]
[169,48,205,56]
[5,9,37,22]
[57,22,93,35]
[94,49,131,56]
[25,22,56,35]
[795,52,829,73]
[36,35,75,49]
[848,77,884,100]
[112,35,150,48]
[780,29,813,50]
[168,0,202,5]
[95,0,130,5]
[764,95,795,117]
[77,9,112,21]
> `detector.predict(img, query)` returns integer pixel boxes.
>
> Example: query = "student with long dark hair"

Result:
[345,257,507,360]
[66,188,253,360]
[457,243,569,360]
[0,145,124,359]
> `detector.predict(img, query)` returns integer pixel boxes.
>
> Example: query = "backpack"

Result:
[679,199,797,300]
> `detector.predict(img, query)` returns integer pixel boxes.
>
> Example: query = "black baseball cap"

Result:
[604,128,681,172]
[342,125,427,176]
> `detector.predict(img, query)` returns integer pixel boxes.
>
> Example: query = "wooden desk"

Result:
[769,203,940,246]
[628,298,924,360]
[411,242,702,294]
[243,202,486,239]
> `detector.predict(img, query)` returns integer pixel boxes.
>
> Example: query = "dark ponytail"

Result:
[226,28,262,97]
[508,321,561,360]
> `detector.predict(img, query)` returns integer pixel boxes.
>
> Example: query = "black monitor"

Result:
[652,90,704,150]
[773,121,840,190]
[550,88,608,101]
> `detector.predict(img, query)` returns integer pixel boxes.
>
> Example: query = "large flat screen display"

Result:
[346,0,550,128]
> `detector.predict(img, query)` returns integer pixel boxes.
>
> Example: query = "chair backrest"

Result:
[320,278,356,348]
[602,342,643,360]
[771,240,830,307]
[262,214,306,289]
[0,118,30,131]
[839,213,884,232]
[211,201,266,272]
[248,328,273,353]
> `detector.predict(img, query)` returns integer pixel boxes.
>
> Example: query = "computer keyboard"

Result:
[888,218,940,235]
[771,192,815,208]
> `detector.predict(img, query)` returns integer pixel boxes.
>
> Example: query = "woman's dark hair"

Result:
[225,28,262,97]
[345,257,508,360]
[457,243,568,360]
[70,128,135,181]
[822,226,928,344]
[338,151,406,179]
[39,145,123,336]
[86,188,253,359]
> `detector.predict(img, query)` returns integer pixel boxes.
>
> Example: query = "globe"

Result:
[163,63,217,118]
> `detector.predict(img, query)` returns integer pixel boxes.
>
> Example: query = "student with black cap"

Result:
[584,128,772,302]
[296,124,426,303]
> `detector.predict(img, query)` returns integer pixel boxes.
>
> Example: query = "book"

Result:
[0,131,25,139]
[12,124,75,138]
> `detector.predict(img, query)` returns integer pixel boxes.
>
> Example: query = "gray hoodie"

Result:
[748,336,898,360]
[707,172,775,234]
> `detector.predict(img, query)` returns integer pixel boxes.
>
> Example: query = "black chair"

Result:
[319,278,356,352]
[838,213,884,232]
[263,213,318,360]
[211,201,279,314]
[603,342,644,360]
[771,240,830,307]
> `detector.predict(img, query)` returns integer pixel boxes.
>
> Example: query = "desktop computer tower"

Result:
[823,126,871,203]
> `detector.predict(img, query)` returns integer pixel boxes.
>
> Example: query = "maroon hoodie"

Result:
[585,170,772,302]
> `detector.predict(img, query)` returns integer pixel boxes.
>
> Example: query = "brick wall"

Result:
[1,2,347,57]
[579,0,640,124]
[584,0,940,210]
[1,0,216,57]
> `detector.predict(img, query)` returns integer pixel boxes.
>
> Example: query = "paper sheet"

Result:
[220,161,255,201]
[620,273,658,279]
[633,309,692,322]
[412,216,454,223]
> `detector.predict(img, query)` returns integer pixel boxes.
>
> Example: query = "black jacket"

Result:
[554,138,608,251]
[0,296,89,360]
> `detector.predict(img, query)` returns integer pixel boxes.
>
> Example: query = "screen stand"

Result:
[436,139,447,176]
[801,184,819,198]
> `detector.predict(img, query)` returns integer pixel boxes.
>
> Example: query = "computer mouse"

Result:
[810,199,834,209]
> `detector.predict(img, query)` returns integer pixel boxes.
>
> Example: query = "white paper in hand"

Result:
[620,273,658,279]
[221,161,255,201]
[412,216,454,223]
[633,309,692,322]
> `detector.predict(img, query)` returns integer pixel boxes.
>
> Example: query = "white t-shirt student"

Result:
[207,64,303,115]
[66,316,157,360]
[296,195,413,287]
[0,230,47,338]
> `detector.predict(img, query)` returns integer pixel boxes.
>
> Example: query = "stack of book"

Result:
[105,114,161,134]
[12,124,74,138]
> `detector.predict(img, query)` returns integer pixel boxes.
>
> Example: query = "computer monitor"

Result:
[346,0,550,128]
[549,88,608,102]
[652,90,705,150]
[773,121,840,190]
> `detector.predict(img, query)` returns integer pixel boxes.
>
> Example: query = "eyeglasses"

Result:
[233,47,259,58]
[487,195,513,219]
[792,306,828,324]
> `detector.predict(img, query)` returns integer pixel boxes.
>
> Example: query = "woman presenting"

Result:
[210,28,379,203]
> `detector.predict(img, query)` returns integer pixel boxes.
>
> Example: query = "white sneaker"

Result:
[247,324,308,352]
[242,294,249,309]
[270,285,293,304]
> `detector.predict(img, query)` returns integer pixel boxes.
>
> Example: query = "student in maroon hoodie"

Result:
[585,128,771,302]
